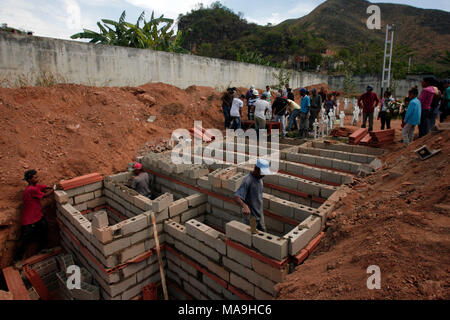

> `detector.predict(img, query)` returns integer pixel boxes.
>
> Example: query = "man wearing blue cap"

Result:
[234,159,271,232]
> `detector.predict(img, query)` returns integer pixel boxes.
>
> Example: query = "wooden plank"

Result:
[2,267,31,300]
[150,211,169,301]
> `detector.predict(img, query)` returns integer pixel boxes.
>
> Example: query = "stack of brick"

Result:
[330,127,355,137]
[349,128,369,145]
[56,175,105,214]
[31,257,59,291]
[54,253,100,300]
[359,133,373,146]
[369,129,395,147]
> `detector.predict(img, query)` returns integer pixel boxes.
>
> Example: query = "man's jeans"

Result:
[362,112,374,132]
[299,112,308,137]
[287,109,300,131]
[231,116,242,130]
[14,217,48,261]
[222,104,231,129]
[274,114,286,136]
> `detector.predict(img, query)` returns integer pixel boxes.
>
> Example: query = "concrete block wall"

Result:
[311,141,385,157]
[56,171,211,300]
[55,180,105,213]
[164,218,289,300]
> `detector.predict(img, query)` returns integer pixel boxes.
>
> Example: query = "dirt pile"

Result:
[276,127,450,300]
[0,82,224,267]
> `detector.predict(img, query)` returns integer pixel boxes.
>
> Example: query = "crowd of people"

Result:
[221,77,449,146]
[221,84,328,139]
[357,77,449,146]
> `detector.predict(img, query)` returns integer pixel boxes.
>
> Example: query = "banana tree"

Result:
[71,10,188,53]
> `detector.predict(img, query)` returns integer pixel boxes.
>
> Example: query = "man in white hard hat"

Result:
[234,159,271,232]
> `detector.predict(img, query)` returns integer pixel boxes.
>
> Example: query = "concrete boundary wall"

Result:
[0,33,327,90]
[0,33,423,96]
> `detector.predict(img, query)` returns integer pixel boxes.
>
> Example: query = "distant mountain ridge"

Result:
[281,0,450,61]
[177,0,450,75]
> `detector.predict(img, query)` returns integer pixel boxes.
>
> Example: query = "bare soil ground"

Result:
[276,126,450,300]
[0,82,448,301]
[0,82,223,266]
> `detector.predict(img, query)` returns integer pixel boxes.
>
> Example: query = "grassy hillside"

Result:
[177,0,450,77]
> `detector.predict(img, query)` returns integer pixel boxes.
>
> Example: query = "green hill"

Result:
[177,0,450,77]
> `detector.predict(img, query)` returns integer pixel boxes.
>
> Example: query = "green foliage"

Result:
[272,65,293,91]
[342,70,356,95]
[331,41,417,79]
[236,50,274,67]
[71,11,188,53]
[177,2,326,70]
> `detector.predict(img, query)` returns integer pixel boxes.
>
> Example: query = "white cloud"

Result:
[64,0,82,30]
[124,0,215,19]
[287,0,322,17]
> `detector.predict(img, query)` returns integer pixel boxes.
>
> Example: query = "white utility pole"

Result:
[381,24,395,97]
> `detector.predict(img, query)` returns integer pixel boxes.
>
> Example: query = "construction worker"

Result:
[13,170,54,265]
[358,85,380,132]
[131,163,153,199]
[299,88,311,138]
[234,159,272,232]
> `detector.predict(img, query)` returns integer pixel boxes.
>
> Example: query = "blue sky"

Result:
[1,0,449,40]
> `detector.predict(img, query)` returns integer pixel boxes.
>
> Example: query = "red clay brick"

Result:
[60,173,103,191]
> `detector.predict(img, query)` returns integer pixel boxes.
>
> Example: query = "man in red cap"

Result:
[131,163,153,199]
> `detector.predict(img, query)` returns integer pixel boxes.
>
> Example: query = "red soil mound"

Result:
[276,127,450,300]
[0,82,224,266]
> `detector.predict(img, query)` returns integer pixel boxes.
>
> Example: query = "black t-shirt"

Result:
[272,97,289,116]
[287,92,295,101]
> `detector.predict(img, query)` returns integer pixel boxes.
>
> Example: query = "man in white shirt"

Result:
[254,92,270,138]
[230,94,245,130]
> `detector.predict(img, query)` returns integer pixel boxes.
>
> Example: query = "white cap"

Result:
[250,85,256,90]
[252,89,259,96]
[256,159,272,175]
